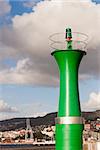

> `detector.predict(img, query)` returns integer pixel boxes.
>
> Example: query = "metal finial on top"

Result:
[66,28,73,50]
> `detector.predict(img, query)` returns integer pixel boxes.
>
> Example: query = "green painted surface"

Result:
[51,49,86,150]
[51,50,86,117]
[56,124,84,150]
[67,40,73,50]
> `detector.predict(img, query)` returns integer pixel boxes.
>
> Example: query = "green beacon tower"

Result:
[50,28,87,150]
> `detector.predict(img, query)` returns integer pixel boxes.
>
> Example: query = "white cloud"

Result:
[0,58,58,86]
[0,0,100,86]
[82,92,100,111]
[0,0,11,16]
[0,99,18,113]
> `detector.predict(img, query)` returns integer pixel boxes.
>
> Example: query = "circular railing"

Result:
[49,32,88,51]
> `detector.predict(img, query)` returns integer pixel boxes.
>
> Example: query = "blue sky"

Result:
[92,0,100,4]
[0,0,100,120]
[0,0,44,25]
[9,0,33,16]
[0,85,58,116]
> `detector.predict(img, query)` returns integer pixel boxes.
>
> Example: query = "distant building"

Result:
[96,124,100,130]
[84,124,91,131]
[25,118,34,142]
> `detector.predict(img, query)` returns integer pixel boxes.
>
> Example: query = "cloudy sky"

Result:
[0,0,100,120]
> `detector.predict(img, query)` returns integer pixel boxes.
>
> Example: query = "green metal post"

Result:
[51,29,86,150]
[66,28,73,50]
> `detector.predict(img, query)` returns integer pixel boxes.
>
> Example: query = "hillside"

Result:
[0,110,100,131]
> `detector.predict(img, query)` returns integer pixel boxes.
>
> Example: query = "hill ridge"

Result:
[0,110,99,131]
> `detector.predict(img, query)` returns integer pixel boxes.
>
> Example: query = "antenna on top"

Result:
[65,28,73,50]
